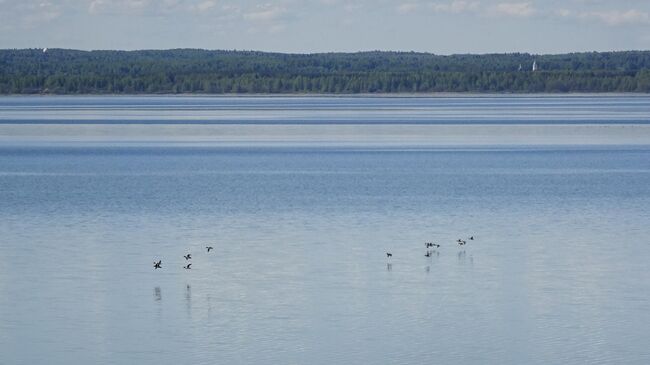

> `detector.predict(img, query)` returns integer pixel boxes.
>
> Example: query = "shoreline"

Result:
[2,93,650,98]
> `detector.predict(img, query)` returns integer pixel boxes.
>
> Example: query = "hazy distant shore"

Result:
[2,49,650,94]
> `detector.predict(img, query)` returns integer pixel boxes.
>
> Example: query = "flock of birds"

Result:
[386,236,474,259]
[153,236,474,271]
[153,246,213,270]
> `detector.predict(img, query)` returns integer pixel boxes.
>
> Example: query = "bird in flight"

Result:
[184,254,192,260]
[206,246,213,252]
[153,260,162,269]
[184,263,192,270]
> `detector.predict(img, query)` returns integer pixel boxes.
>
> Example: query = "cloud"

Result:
[397,0,480,15]
[430,0,480,14]
[0,0,62,29]
[195,1,217,12]
[580,9,650,26]
[187,0,220,13]
[243,4,287,22]
[554,8,571,18]
[87,0,190,15]
[491,2,536,17]
[392,0,650,25]
[241,3,294,34]
[314,0,362,13]
[397,2,420,14]
[88,0,154,15]
[88,0,157,15]
[30,1,62,21]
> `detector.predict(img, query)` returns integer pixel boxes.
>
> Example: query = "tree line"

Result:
[1,49,650,94]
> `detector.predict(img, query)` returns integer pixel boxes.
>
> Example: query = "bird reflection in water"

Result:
[207,294,212,319]
[185,284,193,318]
[386,263,392,271]
[154,287,162,301]
[457,250,466,262]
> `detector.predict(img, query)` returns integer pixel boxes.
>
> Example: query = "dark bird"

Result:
[386,252,392,258]
[457,240,467,246]
[184,263,192,270]
[431,243,440,248]
[184,254,192,260]
[153,260,162,269]
[469,236,474,240]
[206,246,213,252]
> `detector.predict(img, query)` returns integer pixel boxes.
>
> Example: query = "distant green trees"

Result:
[1,49,650,94]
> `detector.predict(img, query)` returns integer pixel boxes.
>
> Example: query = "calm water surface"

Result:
[1,96,649,364]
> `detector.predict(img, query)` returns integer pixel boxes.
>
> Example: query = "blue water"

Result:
[1,95,650,124]
[1,96,649,364]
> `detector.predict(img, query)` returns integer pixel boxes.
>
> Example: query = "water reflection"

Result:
[2,117,650,365]
[206,294,212,319]
[185,285,192,318]
[457,250,466,262]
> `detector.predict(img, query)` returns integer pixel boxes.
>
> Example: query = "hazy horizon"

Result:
[6,47,650,56]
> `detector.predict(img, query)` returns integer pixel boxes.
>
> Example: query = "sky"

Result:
[1,0,650,54]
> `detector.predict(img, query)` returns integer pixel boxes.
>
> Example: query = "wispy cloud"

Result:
[88,0,151,15]
[0,0,63,29]
[396,2,420,14]
[490,2,536,17]
[192,0,217,12]
[243,4,287,22]
[397,0,537,17]
[3,0,650,52]
[241,3,293,34]
[87,0,229,16]
[397,1,480,15]
[430,0,480,14]
[554,8,571,18]
[579,9,650,26]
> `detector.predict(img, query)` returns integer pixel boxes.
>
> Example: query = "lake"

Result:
[1,96,649,364]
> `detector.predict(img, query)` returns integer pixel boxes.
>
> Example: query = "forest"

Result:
[1,49,650,94]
